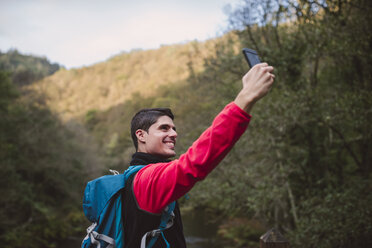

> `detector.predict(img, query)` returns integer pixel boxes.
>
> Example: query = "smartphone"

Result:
[242,48,261,68]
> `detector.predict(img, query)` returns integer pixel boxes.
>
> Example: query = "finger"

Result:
[264,73,275,83]
[266,76,274,86]
[266,74,275,83]
[263,66,274,73]
[269,74,275,84]
[253,62,268,69]
[259,62,269,66]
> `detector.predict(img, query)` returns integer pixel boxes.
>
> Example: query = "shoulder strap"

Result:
[126,165,176,248]
[124,165,145,182]
[140,201,176,248]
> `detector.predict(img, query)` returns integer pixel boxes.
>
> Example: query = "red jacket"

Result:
[133,102,251,213]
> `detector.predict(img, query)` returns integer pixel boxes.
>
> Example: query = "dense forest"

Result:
[1,0,371,247]
[0,49,60,86]
[0,52,103,247]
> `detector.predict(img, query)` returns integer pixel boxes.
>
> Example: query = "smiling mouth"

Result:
[164,141,175,149]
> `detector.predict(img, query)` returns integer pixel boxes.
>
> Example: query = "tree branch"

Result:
[327,124,362,167]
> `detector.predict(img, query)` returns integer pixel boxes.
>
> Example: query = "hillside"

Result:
[30,37,233,121]
[0,49,60,86]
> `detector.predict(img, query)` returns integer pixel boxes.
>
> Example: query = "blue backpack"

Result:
[82,165,175,248]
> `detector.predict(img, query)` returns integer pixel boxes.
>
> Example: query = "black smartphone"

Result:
[242,48,261,68]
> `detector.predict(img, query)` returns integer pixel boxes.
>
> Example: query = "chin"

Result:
[163,151,176,159]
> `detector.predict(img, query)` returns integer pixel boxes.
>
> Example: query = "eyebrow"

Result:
[159,124,176,131]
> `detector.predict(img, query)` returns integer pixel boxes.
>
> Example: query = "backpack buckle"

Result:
[86,222,97,234]
[150,229,162,237]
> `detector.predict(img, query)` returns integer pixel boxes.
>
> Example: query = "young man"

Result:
[123,63,275,247]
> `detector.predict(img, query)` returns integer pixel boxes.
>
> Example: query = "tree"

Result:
[0,71,96,247]
[185,0,372,247]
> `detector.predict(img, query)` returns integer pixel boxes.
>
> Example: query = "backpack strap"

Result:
[140,201,176,248]
[124,165,145,182]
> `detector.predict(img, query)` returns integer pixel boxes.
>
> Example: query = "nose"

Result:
[170,128,177,138]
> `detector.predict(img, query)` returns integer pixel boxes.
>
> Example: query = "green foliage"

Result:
[185,0,372,247]
[0,71,90,247]
[0,49,61,86]
[85,109,98,130]
[289,183,372,248]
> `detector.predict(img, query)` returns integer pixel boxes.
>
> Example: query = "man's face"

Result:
[136,115,177,159]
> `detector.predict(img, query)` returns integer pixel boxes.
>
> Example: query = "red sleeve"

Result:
[133,102,251,213]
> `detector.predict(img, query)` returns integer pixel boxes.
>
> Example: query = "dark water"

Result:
[182,209,227,248]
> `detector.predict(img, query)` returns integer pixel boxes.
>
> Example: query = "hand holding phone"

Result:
[242,48,261,68]
[235,58,275,113]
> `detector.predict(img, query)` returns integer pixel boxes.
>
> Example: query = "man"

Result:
[123,63,275,247]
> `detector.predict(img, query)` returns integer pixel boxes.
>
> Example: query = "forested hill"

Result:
[0,49,61,86]
[29,38,227,121]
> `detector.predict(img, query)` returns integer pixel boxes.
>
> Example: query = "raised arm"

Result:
[133,63,275,214]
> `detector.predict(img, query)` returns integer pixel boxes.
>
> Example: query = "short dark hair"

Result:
[131,108,174,150]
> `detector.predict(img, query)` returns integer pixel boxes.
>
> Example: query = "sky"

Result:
[0,0,241,69]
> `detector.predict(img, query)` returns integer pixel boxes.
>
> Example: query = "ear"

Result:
[135,129,147,143]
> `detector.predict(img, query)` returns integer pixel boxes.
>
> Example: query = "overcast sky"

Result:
[0,0,241,68]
